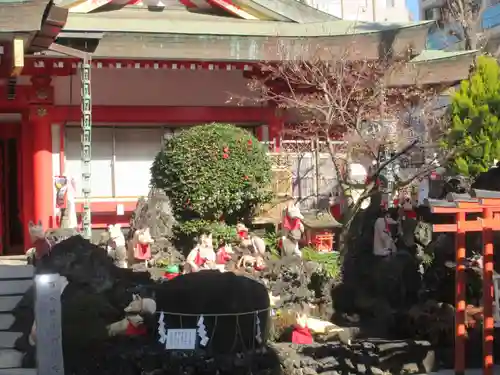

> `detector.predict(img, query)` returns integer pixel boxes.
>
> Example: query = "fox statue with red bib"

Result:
[280,202,304,257]
[185,233,217,272]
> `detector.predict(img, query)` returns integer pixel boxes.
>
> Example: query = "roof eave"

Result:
[388,51,475,86]
[57,19,433,61]
[29,2,69,53]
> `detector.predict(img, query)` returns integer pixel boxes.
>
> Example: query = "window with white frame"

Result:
[65,125,260,198]
[114,128,164,197]
[65,127,114,197]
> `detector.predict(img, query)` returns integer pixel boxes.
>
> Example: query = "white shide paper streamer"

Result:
[158,312,167,345]
[197,315,209,347]
[255,313,262,344]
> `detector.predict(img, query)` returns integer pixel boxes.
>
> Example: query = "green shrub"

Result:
[263,228,281,259]
[151,123,272,222]
[151,123,273,244]
[302,247,341,279]
[441,55,500,178]
[177,220,238,247]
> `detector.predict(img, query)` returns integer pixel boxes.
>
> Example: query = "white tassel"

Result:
[255,313,262,344]
[158,312,167,344]
[197,315,209,347]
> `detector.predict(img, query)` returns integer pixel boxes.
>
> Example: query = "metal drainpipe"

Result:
[48,43,92,240]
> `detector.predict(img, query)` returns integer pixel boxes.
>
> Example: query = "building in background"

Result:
[300,0,411,22]
[56,0,412,22]
[420,0,500,51]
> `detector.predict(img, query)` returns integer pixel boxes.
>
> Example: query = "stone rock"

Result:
[149,270,270,354]
[271,339,435,375]
[0,349,24,368]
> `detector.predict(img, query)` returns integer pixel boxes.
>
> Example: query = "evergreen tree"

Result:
[442,55,500,178]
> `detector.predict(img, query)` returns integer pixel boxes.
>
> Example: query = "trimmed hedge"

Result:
[151,123,273,227]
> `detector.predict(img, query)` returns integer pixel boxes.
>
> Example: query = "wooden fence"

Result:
[264,139,339,211]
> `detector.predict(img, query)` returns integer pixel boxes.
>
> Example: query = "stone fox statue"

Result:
[185,233,216,272]
[280,202,304,257]
[107,224,127,268]
[236,223,266,256]
[128,227,154,267]
[26,220,51,262]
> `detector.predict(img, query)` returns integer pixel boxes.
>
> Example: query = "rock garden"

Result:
[17,121,500,375]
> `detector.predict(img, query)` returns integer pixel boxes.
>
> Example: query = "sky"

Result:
[406,0,419,20]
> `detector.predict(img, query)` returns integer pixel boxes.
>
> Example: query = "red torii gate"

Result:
[427,189,500,375]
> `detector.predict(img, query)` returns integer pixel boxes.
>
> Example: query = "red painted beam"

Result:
[479,198,500,206]
[52,106,274,124]
[22,58,257,77]
[74,200,136,229]
[431,207,481,214]
[74,200,137,213]
[434,219,500,233]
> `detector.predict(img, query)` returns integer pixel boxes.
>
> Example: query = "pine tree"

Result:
[442,55,500,178]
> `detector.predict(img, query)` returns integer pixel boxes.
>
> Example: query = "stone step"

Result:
[0,349,24,369]
[0,316,15,331]
[0,333,21,349]
[0,266,32,279]
[0,369,35,375]
[0,259,27,267]
[0,297,22,313]
[0,281,32,297]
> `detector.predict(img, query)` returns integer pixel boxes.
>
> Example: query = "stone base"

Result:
[272,339,435,375]
[0,349,24,368]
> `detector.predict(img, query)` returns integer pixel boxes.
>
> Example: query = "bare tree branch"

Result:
[232,46,455,225]
[442,0,487,51]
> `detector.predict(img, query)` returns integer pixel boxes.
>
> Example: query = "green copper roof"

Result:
[63,8,432,37]
[54,7,475,86]
[236,0,339,22]
[411,49,478,62]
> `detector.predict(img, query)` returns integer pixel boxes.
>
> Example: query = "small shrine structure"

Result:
[302,211,341,252]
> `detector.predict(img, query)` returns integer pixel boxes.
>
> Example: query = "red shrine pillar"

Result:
[29,76,54,231]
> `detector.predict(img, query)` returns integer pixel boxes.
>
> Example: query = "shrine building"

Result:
[0,0,475,253]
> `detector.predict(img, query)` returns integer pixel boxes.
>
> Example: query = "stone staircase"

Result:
[0,257,28,267]
[0,265,35,375]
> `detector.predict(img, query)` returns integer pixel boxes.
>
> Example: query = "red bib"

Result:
[291,325,313,345]
[125,322,147,336]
